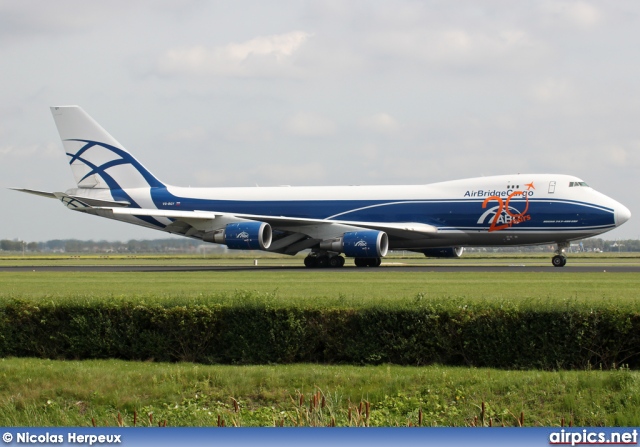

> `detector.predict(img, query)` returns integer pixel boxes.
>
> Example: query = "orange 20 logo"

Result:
[480,183,534,232]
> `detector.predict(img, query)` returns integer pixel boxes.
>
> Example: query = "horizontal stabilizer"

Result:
[11,188,130,208]
[9,188,58,199]
[64,195,130,208]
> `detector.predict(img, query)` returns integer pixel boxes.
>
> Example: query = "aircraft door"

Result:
[548,181,556,194]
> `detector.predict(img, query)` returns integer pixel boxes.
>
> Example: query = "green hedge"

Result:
[1,299,639,369]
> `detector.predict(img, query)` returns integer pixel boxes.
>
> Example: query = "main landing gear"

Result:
[354,257,382,267]
[303,252,383,268]
[304,252,345,268]
[551,242,569,267]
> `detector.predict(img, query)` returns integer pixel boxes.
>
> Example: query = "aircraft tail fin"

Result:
[50,106,165,190]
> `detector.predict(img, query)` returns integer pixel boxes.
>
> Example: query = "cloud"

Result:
[359,112,400,134]
[259,162,328,184]
[355,143,380,163]
[542,1,601,27]
[365,27,541,71]
[0,2,175,42]
[0,142,59,160]
[284,112,337,137]
[193,162,327,186]
[0,3,95,41]
[224,121,273,145]
[529,78,575,103]
[603,145,628,166]
[193,169,218,186]
[166,126,207,142]
[157,31,312,77]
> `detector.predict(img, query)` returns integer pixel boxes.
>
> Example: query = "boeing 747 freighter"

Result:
[12,106,631,267]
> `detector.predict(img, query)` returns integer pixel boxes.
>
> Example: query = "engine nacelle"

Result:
[422,247,464,258]
[204,221,272,250]
[321,230,388,258]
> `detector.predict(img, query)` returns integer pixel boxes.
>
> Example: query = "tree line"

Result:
[1,237,640,254]
[0,238,225,254]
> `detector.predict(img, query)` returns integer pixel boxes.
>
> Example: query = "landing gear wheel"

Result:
[304,256,317,268]
[552,255,567,267]
[316,255,329,268]
[328,256,345,268]
[355,257,382,267]
[552,242,570,267]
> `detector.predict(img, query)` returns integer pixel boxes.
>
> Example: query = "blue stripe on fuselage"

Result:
[118,188,616,231]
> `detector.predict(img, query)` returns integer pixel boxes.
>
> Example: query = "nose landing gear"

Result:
[552,242,569,267]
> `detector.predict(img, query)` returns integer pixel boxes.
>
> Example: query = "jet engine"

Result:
[320,230,389,258]
[204,221,272,250]
[421,247,464,258]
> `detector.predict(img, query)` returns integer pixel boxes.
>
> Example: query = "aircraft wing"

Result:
[11,186,439,253]
[87,206,439,254]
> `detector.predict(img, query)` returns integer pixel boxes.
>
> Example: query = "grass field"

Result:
[1,254,639,426]
[1,270,639,307]
[1,358,638,427]
[2,252,640,267]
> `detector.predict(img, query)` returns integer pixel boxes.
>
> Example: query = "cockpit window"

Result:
[569,181,589,187]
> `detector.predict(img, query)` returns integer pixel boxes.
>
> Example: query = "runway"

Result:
[1,264,638,273]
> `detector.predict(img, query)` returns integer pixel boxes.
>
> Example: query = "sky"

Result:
[1,0,639,242]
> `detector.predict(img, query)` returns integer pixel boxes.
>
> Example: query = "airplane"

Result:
[12,106,631,268]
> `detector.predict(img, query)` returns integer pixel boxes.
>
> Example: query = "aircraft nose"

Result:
[615,203,631,226]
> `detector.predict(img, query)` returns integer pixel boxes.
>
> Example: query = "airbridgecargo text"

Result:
[13,432,121,445]
[464,189,534,198]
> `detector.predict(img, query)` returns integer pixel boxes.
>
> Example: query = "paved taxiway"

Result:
[1,265,638,273]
